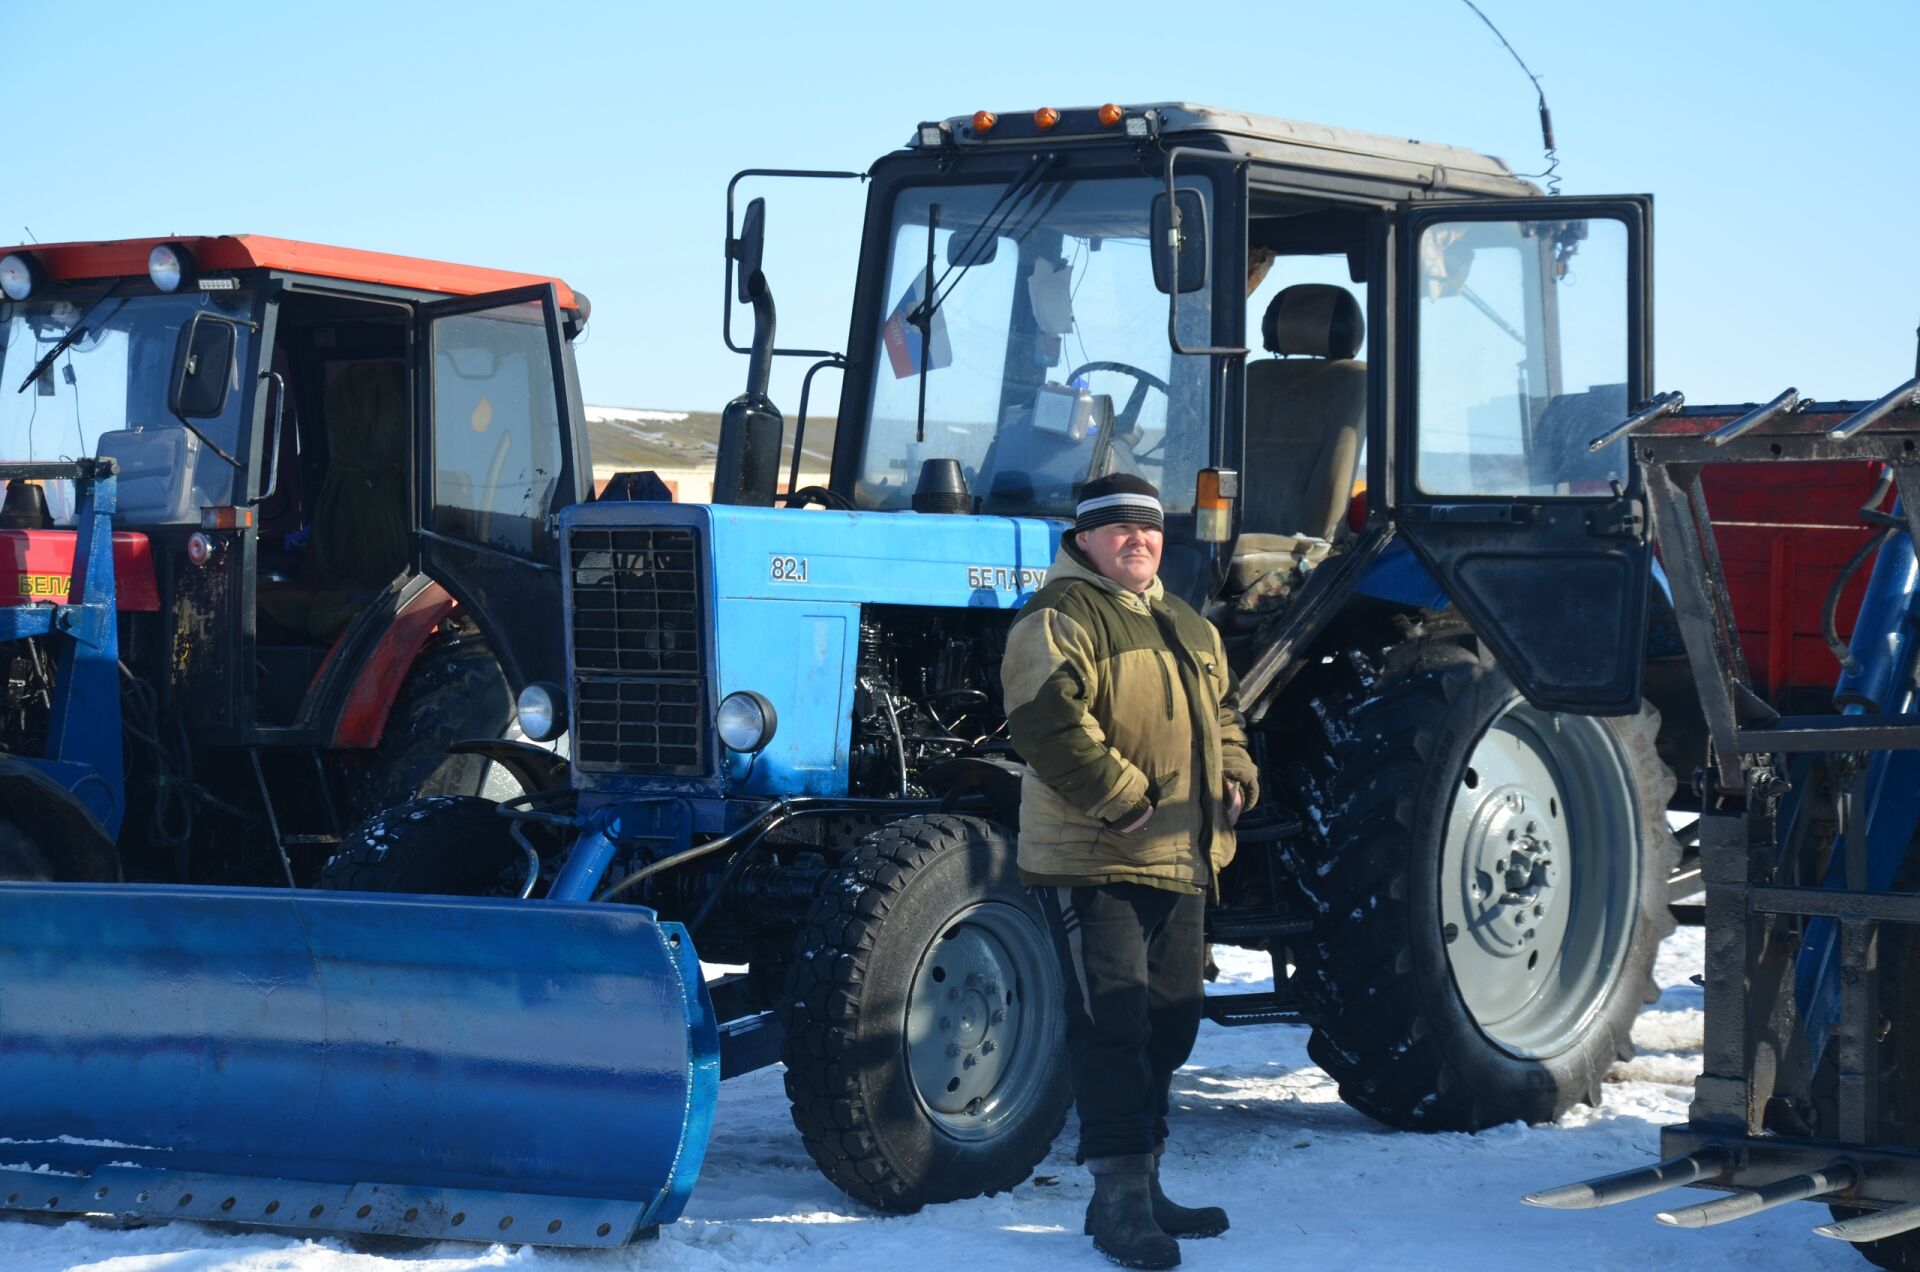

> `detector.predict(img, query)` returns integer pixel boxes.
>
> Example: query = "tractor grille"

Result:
[568,525,708,774]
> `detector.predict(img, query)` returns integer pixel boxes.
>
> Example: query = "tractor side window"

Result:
[429,300,561,555]
[1413,217,1628,498]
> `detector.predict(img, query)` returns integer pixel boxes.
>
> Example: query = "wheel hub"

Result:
[1438,702,1641,1057]
[906,922,1028,1121]
[1460,789,1561,958]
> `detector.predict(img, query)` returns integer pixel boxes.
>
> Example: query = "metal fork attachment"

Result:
[1527,384,1920,1246]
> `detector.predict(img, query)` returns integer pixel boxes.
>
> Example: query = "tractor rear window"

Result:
[857,174,1214,519]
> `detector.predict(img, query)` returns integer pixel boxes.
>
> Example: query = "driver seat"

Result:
[1230,284,1367,592]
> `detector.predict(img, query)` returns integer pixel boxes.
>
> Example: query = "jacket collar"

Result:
[1052,541,1165,608]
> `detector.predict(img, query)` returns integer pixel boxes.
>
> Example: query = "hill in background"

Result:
[586,406,837,484]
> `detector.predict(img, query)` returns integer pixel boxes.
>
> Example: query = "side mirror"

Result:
[169,314,237,419]
[733,197,767,303]
[947,230,997,268]
[1151,188,1209,295]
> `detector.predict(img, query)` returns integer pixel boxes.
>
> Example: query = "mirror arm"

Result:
[249,369,287,503]
[167,407,244,469]
[1161,147,1247,359]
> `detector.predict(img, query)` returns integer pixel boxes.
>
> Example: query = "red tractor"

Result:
[0,236,587,884]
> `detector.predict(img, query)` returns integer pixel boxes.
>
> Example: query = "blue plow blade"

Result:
[0,883,719,1247]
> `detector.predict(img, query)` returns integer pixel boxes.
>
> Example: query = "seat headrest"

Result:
[1261,284,1364,361]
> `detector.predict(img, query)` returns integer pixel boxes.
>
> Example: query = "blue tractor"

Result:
[0,105,1689,1243]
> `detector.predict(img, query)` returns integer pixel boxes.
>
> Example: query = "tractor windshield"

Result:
[0,286,257,524]
[857,173,1214,519]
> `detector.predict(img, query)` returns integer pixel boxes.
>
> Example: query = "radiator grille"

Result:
[568,525,707,773]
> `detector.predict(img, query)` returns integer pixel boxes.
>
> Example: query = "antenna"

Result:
[1458,0,1561,195]
[22,226,38,244]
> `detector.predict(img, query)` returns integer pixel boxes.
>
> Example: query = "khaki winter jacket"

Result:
[1002,543,1260,895]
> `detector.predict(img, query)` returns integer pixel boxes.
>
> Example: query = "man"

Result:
[1001,472,1259,1270]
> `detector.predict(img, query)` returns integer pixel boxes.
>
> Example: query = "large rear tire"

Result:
[318,795,525,896]
[781,813,1071,1211]
[1279,621,1677,1129]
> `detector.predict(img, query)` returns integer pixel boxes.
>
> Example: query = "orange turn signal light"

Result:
[971,110,998,135]
[1197,468,1237,511]
[1098,103,1125,128]
[1196,468,1237,544]
[1034,106,1061,130]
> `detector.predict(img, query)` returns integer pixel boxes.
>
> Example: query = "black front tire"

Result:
[1278,620,1677,1129]
[335,638,513,828]
[781,813,1071,1211]
[318,795,524,896]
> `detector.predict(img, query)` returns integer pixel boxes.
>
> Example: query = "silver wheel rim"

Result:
[904,900,1059,1141]
[1439,702,1641,1058]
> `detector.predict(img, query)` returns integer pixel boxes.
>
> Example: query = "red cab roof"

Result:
[0,235,578,309]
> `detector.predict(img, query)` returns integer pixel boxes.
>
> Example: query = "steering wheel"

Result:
[1064,361,1171,444]
[784,484,854,510]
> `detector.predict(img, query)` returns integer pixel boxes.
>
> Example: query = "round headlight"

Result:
[148,242,193,293]
[716,690,778,753]
[516,681,567,742]
[0,252,41,302]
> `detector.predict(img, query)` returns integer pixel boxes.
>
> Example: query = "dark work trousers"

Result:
[1040,882,1206,1161]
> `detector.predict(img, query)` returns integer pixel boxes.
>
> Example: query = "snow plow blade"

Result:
[0,883,719,1247]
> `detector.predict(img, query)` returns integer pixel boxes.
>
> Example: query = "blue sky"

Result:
[11,1,1917,414]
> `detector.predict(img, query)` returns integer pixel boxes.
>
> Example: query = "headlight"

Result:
[515,681,567,742]
[0,252,41,302]
[716,690,777,753]
[148,242,194,293]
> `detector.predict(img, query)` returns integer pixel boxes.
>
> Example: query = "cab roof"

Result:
[931,102,1540,200]
[0,235,579,309]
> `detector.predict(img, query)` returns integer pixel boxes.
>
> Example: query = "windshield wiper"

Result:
[15,283,126,394]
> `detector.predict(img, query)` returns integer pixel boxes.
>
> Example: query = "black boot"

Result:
[1149,1153,1228,1238]
[1083,1155,1180,1269]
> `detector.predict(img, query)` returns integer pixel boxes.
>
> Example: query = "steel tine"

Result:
[1524,1148,1729,1210]
[1828,376,1920,440]
[1655,1163,1856,1229]
[1707,388,1802,446]
[1815,1200,1920,1244]
[1587,390,1686,453]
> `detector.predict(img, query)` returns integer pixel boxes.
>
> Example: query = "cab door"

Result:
[415,284,584,692]
[1393,197,1654,714]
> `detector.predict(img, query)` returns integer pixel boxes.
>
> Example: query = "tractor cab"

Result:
[726,104,1656,715]
[0,236,589,882]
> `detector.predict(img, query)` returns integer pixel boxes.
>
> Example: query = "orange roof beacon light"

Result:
[1034,106,1062,131]
[1196,468,1238,543]
[971,110,998,136]
[1098,103,1125,128]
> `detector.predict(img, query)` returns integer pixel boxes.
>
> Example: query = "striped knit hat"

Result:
[1074,473,1164,533]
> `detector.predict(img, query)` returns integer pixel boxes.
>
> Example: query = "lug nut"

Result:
[981,1041,996,1054]
[963,1053,977,1068]
[947,1043,962,1057]
[991,1009,1007,1024]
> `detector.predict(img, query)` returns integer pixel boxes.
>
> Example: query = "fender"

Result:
[924,755,1025,829]
[446,738,570,794]
[0,756,121,881]
[326,581,458,749]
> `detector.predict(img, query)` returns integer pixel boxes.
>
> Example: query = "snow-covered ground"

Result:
[0,926,1864,1271]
